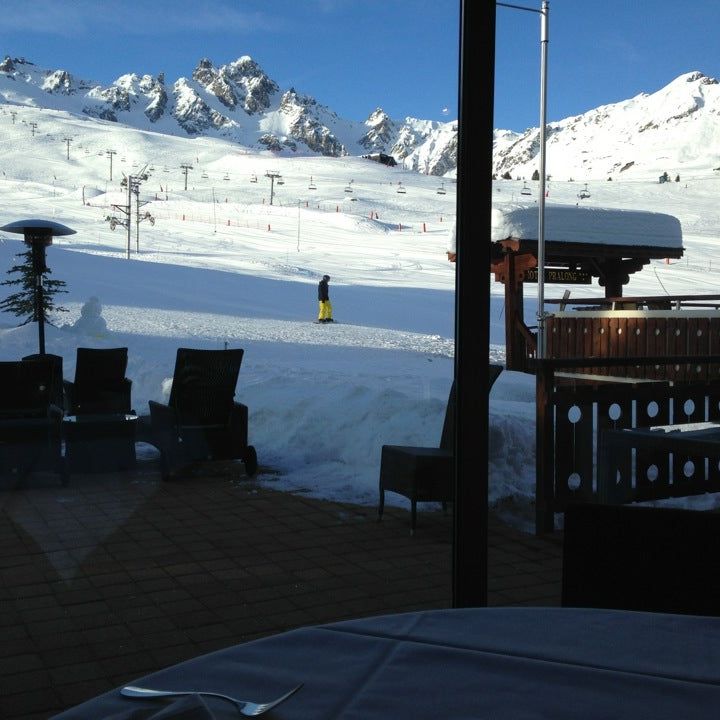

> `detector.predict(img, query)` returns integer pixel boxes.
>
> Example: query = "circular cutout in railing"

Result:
[684,399,695,416]
[646,401,659,418]
[647,464,659,482]
[568,472,581,491]
[567,405,582,424]
[684,460,695,478]
[608,403,622,421]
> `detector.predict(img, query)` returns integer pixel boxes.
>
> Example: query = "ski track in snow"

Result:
[73,304,455,356]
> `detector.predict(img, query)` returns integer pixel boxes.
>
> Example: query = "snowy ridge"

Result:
[495,71,720,180]
[0,54,457,175]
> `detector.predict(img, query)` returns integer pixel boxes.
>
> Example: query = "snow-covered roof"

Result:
[491,203,683,249]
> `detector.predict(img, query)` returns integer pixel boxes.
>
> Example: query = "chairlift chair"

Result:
[578,183,591,199]
[276,178,284,185]
[396,182,406,194]
[201,171,208,179]
[250,174,258,183]
[436,182,446,195]
[223,173,230,181]
[520,183,532,196]
[344,180,354,193]
[308,176,317,190]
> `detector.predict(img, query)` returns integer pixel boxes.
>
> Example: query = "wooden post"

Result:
[535,359,556,534]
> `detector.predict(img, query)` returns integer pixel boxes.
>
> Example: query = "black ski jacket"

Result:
[318,279,329,301]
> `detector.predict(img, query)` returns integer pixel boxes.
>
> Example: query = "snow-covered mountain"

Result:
[0,54,457,175]
[494,71,720,181]
[7,54,720,182]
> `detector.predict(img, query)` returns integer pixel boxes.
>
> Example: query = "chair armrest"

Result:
[63,379,75,414]
[231,401,249,448]
[48,403,64,420]
[148,400,177,428]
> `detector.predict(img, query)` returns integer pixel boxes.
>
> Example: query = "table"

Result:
[63,413,138,474]
[598,421,720,503]
[50,607,720,719]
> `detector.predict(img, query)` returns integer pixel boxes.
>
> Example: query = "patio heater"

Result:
[0,218,76,355]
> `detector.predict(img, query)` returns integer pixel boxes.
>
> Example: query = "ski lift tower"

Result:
[107,166,150,258]
[265,170,282,206]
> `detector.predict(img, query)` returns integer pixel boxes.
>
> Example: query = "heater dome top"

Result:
[0,219,76,236]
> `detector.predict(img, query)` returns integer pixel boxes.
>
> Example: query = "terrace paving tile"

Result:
[0,462,562,719]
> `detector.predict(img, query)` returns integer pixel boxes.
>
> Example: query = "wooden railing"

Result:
[531,356,720,534]
[546,312,720,380]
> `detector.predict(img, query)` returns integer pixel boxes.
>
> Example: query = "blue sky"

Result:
[1,1,720,131]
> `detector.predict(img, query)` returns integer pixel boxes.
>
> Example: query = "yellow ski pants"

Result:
[318,300,333,321]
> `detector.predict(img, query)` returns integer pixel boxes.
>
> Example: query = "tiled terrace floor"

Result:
[0,460,562,720]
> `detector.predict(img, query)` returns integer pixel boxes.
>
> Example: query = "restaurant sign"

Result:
[524,268,591,284]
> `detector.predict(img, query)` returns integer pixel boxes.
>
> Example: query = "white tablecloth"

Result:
[51,607,720,719]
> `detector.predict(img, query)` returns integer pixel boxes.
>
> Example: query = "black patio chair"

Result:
[147,348,257,480]
[378,364,503,534]
[562,503,720,616]
[0,356,65,485]
[63,347,132,415]
[21,353,65,410]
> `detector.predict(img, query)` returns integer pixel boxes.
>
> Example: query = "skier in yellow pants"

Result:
[317,274,334,323]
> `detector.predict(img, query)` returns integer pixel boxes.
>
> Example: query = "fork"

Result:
[120,683,303,716]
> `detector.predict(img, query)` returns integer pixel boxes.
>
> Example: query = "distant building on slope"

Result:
[362,152,397,167]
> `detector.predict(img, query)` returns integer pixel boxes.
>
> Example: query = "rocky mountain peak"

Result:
[225,55,266,81]
[360,107,396,151]
[0,56,16,73]
[683,70,718,85]
[0,52,457,175]
[42,69,74,94]
[192,58,216,86]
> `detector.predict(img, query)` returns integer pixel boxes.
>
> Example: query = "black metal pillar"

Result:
[452,0,496,607]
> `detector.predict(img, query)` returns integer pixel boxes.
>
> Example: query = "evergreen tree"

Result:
[531,169,540,181]
[501,171,512,180]
[0,249,68,325]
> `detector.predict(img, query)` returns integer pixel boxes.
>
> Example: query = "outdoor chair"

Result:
[64,347,132,415]
[148,348,257,480]
[22,353,65,410]
[378,364,503,534]
[562,503,720,616]
[0,356,65,485]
